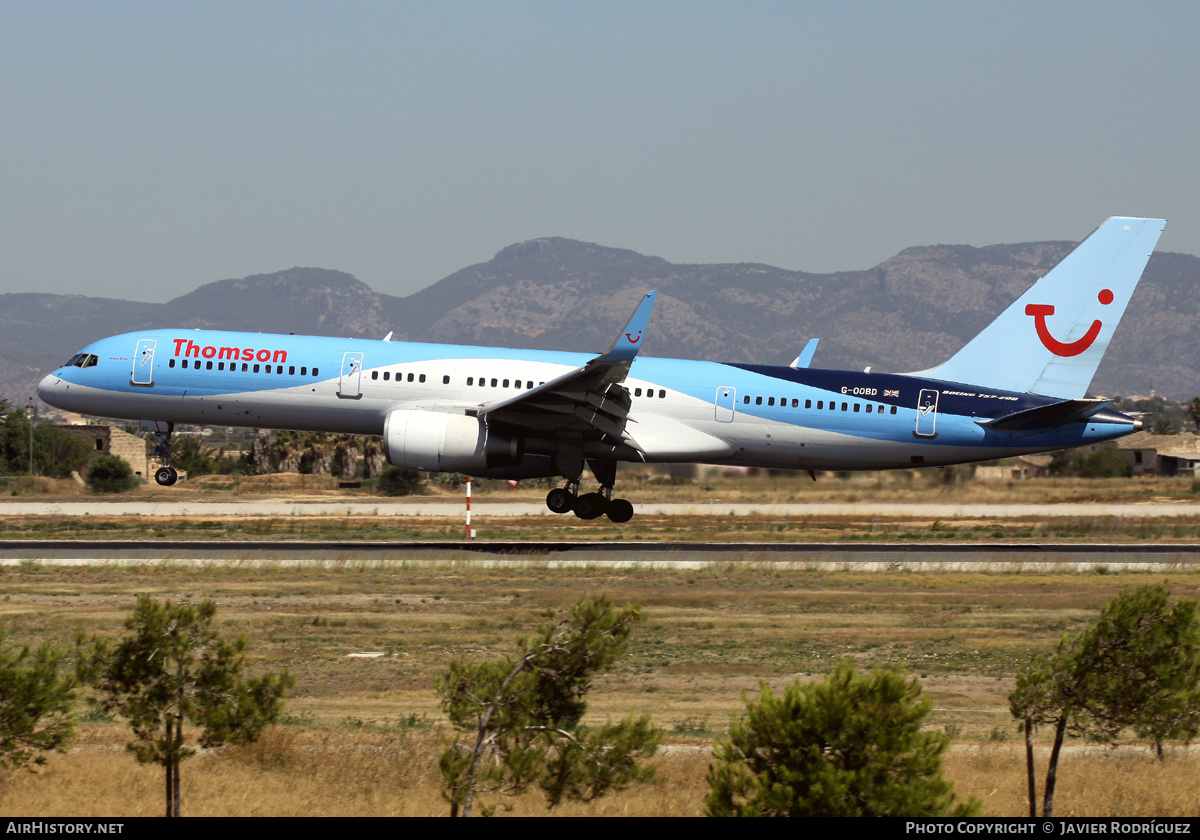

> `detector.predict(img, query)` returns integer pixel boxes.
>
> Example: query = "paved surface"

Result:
[4,501,1200,518]
[2,541,1199,573]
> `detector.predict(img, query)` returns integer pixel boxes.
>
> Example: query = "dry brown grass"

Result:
[4,559,1200,815]
[3,469,1199,506]
[4,729,1200,817]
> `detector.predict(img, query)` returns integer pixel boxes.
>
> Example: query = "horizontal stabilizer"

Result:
[977,398,1112,433]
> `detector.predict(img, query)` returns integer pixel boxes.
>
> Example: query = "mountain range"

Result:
[7,235,1199,404]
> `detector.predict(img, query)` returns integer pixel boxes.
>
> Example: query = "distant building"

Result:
[975,454,1053,480]
[1116,432,1200,477]
[57,424,149,480]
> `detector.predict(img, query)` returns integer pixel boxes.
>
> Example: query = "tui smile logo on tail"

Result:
[1025,289,1113,357]
[625,330,642,344]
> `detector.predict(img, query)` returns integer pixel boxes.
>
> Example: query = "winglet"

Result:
[593,291,657,364]
[790,338,820,369]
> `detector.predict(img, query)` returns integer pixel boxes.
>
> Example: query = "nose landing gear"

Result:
[142,420,178,486]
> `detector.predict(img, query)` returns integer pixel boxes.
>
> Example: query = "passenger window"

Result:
[300,367,307,376]
[312,368,319,376]
[467,377,474,386]
[253,364,260,373]
[503,379,510,388]
[169,359,176,368]
[242,363,249,372]
[755,396,762,405]
[659,390,666,398]
[841,402,848,411]
[289,366,295,375]
[865,404,873,413]
[743,395,750,404]
[792,399,799,408]
[853,403,860,412]
[890,406,897,414]
[635,388,642,397]
[206,361,213,370]
[372,371,379,380]
[527,382,534,390]
[490,378,497,387]
[768,397,775,406]
[804,399,811,409]
[419,374,426,383]
[443,375,450,385]
[409,373,416,383]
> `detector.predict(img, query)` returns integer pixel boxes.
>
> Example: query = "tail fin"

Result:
[918,216,1165,398]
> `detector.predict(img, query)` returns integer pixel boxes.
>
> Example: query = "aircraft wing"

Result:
[473,292,657,447]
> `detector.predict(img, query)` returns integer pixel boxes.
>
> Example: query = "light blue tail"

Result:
[918,216,1165,398]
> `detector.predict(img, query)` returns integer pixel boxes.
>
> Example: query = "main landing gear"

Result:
[545,485,635,523]
[545,460,635,523]
[142,420,178,486]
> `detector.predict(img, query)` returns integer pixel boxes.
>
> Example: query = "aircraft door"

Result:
[914,389,939,438]
[714,386,737,422]
[131,339,156,387]
[338,351,364,399]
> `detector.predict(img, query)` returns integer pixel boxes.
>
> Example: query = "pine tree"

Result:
[437,594,660,816]
[0,628,76,773]
[77,596,292,817]
[706,660,978,817]
[1011,584,1200,816]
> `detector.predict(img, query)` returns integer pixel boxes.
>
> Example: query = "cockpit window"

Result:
[63,353,98,369]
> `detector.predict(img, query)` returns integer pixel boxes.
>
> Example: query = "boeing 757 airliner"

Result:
[38,217,1164,523]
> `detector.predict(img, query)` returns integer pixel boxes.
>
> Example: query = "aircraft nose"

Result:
[36,374,60,405]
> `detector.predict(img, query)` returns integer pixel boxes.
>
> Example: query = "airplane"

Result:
[37,216,1164,523]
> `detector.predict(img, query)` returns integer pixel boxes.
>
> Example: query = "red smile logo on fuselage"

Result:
[1025,289,1113,357]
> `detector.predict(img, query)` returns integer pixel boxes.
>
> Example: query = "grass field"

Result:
[5,469,1200,506]
[2,553,1200,816]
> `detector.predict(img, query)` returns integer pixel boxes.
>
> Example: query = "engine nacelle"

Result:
[383,409,522,472]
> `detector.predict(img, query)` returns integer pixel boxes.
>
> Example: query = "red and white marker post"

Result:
[464,477,472,540]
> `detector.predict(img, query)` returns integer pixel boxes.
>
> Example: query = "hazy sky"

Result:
[3,1,1197,302]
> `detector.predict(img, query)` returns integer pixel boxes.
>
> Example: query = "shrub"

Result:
[377,467,424,496]
[86,455,139,493]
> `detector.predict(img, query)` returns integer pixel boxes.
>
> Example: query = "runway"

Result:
[2,539,1199,573]
[5,500,1200,518]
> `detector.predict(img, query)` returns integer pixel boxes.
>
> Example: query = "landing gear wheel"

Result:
[155,467,178,487]
[574,492,608,520]
[606,498,634,523]
[546,488,575,514]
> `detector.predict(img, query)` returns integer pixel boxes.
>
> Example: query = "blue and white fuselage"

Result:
[38,330,1136,470]
[37,217,1165,522]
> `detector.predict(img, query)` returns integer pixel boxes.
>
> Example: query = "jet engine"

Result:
[382,409,522,472]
